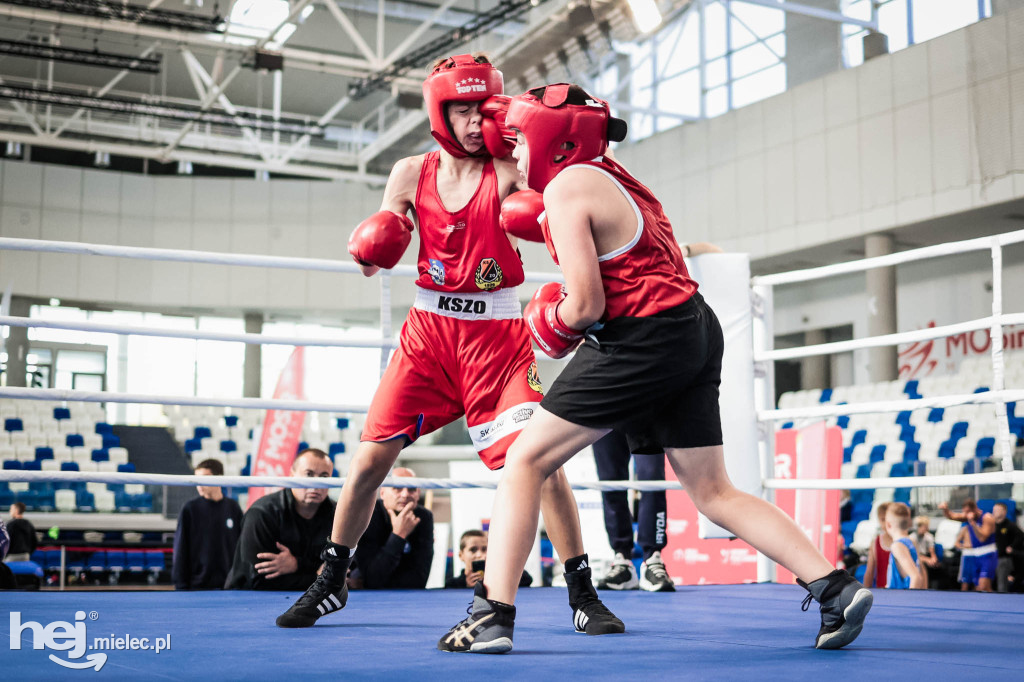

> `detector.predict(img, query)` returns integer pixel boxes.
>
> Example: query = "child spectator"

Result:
[911,516,938,589]
[885,502,922,589]
[863,502,891,588]
[446,529,531,589]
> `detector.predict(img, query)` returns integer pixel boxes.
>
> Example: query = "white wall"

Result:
[614,9,1024,259]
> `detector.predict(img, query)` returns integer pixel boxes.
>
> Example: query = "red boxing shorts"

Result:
[362,286,543,469]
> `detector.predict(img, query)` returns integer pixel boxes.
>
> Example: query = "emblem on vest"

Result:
[474,257,503,291]
[438,295,487,314]
[428,259,445,285]
[445,221,466,232]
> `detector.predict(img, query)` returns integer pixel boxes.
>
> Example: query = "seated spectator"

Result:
[993,502,1024,593]
[863,502,891,589]
[445,529,532,589]
[226,448,335,590]
[885,502,922,589]
[351,467,433,590]
[0,519,16,589]
[5,502,37,562]
[911,516,939,589]
[173,459,244,590]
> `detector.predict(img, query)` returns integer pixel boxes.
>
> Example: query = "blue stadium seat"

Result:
[855,464,872,479]
[819,388,833,402]
[974,386,990,393]
[117,463,135,473]
[4,418,24,432]
[893,488,911,505]
[902,442,921,462]
[22,461,41,471]
[53,407,71,421]
[2,460,21,470]
[57,462,79,489]
[895,411,912,426]
[928,407,945,422]
[35,447,54,461]
[899,425,916,442]
[0,489,12,507]
[43,550,62,571]
[836,415,850,429]
[297,441,309,452]
[328,442,346,458]
[869,445,886,463]
[146,552,166,572]
[904,380,921,399]
[35,490,56,511]
[91,448,109,462]
[193,426,212,440]
[66,552,87,574]
[101,434,120,448]
[76,490,95,512]
[65,434,85,448]
[115,491,133,511]
[106,551,126,572]
[132,493,153,512]
[87,552,107,572]
[950,422,969,439]
[220,440,237,453]
[125,551,147,572]
[224,415,239,427]
[975,437,995,459]
[851,429,867,448]
[335,417,349,430]
[95,423,113,435]
[938,439,957,459]
[780,422,794,430]
[184,438,202,453]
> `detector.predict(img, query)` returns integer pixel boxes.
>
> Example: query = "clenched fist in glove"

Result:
[524,282,585,359]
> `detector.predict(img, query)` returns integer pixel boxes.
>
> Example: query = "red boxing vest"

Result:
[414,151,525,293]
[540,157,697,321]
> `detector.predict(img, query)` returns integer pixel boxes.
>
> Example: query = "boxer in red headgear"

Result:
[277,59,623,639]
[440,84,872,653]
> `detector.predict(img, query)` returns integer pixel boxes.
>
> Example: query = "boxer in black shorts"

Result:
[439,83,873,654]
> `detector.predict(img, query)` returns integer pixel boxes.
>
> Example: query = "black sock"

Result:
[564,554,590,574]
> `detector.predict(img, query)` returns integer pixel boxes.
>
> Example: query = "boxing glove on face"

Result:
[524,282,585,359]
[348,211,414,269]
[499,190,545,242]
[480,95,516,159]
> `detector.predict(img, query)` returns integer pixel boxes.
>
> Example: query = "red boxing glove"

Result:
[348,211,414,269]
[524,282,585,359]
[500,190,546,242]
[480,95,515,159]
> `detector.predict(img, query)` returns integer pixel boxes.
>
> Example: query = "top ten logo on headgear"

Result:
[455,78,489,95]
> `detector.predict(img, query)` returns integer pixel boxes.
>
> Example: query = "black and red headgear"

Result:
[422,54,504,158]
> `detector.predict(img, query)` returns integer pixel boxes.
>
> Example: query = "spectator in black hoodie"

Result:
[173,459,243,590]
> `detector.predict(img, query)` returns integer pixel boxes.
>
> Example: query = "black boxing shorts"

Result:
[541,292,724,454]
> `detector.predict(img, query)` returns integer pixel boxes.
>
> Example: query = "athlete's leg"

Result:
[330,438,406,546]
[539,467,585,561]
[482,407,607,605]
[665,444,833,581]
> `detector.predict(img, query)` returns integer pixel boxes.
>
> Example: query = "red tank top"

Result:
[874,534,890,588]
[540,157,697,321]
[413,151,525,293]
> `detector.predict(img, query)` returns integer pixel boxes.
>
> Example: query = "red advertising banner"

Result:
[662,422,842,585]
[248,347,306,506]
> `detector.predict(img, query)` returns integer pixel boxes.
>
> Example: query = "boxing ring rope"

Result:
[752,228,1024,490]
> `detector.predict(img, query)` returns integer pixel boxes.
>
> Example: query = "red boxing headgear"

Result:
[506,84,623,191]
[422,55,504,158]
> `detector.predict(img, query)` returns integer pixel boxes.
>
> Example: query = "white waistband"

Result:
[413,286,522,321]
[960,544,996,557]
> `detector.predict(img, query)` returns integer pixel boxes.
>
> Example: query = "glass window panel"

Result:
[706,57,728,88]
[656,70,702,119]
[912,0,982,43]
[729,2,784,35]
[731,42,782,80]
[704,1,728,60]
[878,0,909,51]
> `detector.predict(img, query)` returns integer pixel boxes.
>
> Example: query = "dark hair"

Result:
[11,501,26,514]
[195,459,224,476]
[459,529,486,551]
[293,448,331,470]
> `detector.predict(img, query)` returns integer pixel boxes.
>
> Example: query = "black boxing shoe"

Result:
[275,541,350,628]
[565,560,626,635]
[438,582,516,654]
[798,569,873,649]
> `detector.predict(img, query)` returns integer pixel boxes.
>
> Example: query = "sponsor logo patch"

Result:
[437,295,486,314]
[526,362,543,394]
[428,259,445,285]
[511,407,534,423]
[474,257,503,290]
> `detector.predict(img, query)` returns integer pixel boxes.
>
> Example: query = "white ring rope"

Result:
[756,312,1024,363]
[4,470,1020,491]
[752,229,1024,286]
[0,386,369,414]
[762,388,1024,422]
[0,237,563,284]
[0,315,398,349]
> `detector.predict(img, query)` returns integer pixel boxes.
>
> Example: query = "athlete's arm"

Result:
[542,173,606,330]
[354,156,421,277]
[971,514,995,543]
[890,541,920,588]
[493,156,529,248]
[863,541,877,588]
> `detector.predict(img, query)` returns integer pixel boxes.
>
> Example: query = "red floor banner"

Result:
[248,347,306,506]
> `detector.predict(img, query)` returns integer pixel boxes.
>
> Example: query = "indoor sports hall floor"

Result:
[5,584,1022,680]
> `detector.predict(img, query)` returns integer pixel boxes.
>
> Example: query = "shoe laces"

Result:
[800,594,814,612]
[576,594,616,619]
[646,560,669,580]
[293,572,334,608]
